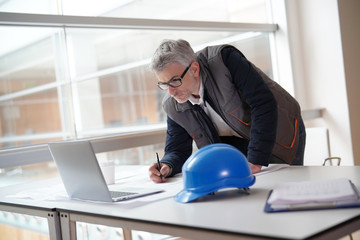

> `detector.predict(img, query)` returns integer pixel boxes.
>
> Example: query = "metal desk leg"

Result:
[47,211,62,240]
[59,212,77,240]
[123,228,132,240]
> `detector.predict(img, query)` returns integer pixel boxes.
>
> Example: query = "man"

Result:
[148,39,306,183]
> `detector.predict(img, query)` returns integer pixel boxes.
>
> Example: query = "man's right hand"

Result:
[148,162,171,183]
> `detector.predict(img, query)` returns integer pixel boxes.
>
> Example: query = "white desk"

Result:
[1,166,360,240]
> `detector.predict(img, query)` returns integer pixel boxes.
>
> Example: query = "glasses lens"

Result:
[169,79,182,88]
[157,79,182,90]
[157,83,168,90]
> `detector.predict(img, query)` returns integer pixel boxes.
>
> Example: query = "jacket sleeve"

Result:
[160,116,193,176]
[221,46,278,166]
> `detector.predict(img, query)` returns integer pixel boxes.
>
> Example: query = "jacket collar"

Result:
[174,100,193,112]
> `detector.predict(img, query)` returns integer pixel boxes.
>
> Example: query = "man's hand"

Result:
[149,162,171,183]
[249,162,262,174]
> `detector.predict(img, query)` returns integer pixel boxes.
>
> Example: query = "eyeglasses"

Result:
[157,64,191,90]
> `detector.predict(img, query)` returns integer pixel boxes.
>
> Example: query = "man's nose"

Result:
[168,86,176,95]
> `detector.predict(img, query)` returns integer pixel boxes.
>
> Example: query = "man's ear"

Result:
[191,61,200,77]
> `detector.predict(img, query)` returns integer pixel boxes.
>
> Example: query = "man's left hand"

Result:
[249,162,262,174]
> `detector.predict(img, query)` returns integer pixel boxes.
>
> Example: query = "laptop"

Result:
[48,140,163,202]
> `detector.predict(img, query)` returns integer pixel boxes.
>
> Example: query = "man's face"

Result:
[156,62,199,103]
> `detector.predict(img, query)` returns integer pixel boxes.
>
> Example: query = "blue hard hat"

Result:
[174,143,256,203]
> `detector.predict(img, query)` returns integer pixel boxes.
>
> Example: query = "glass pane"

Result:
[96,143,165,166]
[62,0,269,23]
[76,222,124,240]
[0,162,59,187]
[0,26,74,148]
[1,0,269,23]
[66,29,272,77]
[75,221,189,240]
[0,0,58,15]
[0,211,50,240]
[0,27,60,94]
[72,69,165,137]
[67,29,272,137]
[0,89,65,148]
[132,230,188,240]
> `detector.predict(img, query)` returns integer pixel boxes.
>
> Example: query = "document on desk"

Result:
[256,164,289,176]
[6,166,183,207]
[265,178,360,213]
[6,183,69,201]
[110,166,183,206]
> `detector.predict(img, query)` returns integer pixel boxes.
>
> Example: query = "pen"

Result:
[156,152,163,182]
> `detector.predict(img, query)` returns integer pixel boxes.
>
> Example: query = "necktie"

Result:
[192,104,221,143]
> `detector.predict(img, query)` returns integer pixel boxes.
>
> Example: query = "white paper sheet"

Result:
[6,184,69,201]
[255,164,289,176]
[267,178,358,205]
[6,165,183,206]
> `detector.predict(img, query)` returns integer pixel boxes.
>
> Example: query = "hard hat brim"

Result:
[174,175,256,203]
[174,189,208,203]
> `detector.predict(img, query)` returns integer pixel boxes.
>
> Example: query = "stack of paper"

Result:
[265,178,360,212]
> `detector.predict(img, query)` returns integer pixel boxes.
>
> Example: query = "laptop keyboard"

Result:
[110,191,137,198]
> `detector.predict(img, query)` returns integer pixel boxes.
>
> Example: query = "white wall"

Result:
[285,0,355,165]
[337,0,360,166]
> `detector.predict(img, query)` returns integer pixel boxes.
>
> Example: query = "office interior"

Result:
[0,0,359,239]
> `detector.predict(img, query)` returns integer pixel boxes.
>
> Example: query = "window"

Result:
[0,0,276,184]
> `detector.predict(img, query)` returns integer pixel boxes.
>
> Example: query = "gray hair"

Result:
[150,39,197,72]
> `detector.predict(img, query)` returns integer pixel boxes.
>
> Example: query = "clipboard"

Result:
[264,180,360,213]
